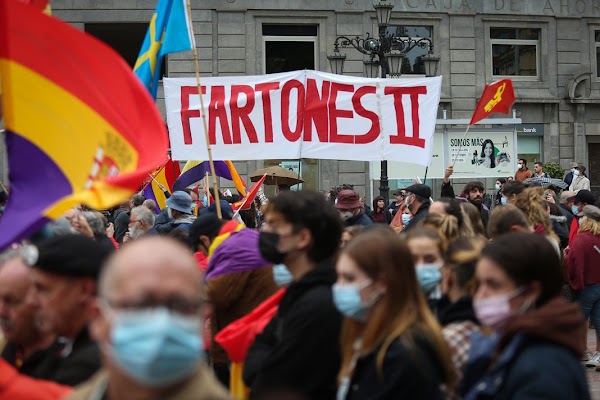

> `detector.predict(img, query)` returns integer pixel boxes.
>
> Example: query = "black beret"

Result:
[33,233,112,280]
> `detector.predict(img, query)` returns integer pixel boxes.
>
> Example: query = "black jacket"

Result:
[436,295,479,327]
[564,171,574,187]
[342,333,445,400]
[559,203,575,232]
[1,342,56,379]
[30,327,100,386]
[403,202,430,232]
[112,208,130,244]
[243,259,342,400]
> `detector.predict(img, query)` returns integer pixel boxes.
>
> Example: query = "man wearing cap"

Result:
[0,247,55,378]
[334,190,373,227]
[156,190,197,234]
[402,184,432,232]
[27,234,111,386]
[569,164,591,192]
[66,237,229,400]
[568,190,597,245]
[385,190,406,223]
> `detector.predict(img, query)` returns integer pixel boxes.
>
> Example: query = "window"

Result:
[85,23,166,74]
[596,31,600,78]
[385,25,433,75]
[262,24,318,74]
[491,28,539,78]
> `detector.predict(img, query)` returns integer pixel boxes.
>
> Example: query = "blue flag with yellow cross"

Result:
[134,0,195,99]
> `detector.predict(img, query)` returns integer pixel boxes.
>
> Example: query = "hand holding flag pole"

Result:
[185,0,222,219]
[451,79,516,167]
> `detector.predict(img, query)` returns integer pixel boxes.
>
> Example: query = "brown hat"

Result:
[335,190,361,209]
[583,205,600,222]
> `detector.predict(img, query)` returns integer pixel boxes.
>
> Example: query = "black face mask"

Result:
[259,231,286,264]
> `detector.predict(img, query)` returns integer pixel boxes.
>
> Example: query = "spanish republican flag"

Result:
[0,1,169,249]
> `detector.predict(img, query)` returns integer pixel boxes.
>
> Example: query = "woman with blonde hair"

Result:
[423,212,460,245]
[565,205,600,370]
[513,186,560,253]
[334,226,455,399]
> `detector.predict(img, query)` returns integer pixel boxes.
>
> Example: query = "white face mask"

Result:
[339,211,353,221]
[573,169,580,177]
[517,164,523,170]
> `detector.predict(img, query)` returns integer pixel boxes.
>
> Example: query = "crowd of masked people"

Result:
[0,161,597,400]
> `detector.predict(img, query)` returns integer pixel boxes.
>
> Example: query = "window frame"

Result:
[490,28,540,80]
[595,29,600,81]
[261,35,319,74]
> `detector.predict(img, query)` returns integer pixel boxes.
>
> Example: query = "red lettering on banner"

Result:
[384,86,427,148]
[230,85,258,144]
[352,86,379,144]
[208,86,232,145]
[255,82,280,142]
[181,86,202,145]
[303,78,330,142]
[281,79,305,142]
[329,83,354,144]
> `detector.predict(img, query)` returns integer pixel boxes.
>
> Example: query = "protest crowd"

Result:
[1,1,599,399]
[0,159,598,400]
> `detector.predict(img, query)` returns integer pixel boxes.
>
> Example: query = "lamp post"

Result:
[328,0,440,203]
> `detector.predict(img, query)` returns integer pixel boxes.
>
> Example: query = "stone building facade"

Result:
[2,0,600,200]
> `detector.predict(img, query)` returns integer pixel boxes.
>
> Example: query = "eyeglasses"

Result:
[103,296,203,316]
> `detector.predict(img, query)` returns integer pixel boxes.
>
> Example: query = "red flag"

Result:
[18,0,51,14]
[469,79,515,125]
[231,174,266,212]
[215,289,285,363]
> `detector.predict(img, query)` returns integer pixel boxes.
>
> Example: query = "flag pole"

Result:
[185,0,222,219]
[451,124,472,167]
[0,180,8,195]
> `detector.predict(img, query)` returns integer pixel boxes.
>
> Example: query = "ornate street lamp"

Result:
[328,0,441,203]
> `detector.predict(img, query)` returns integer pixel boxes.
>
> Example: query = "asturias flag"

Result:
[174,160,247,196]
[0,0,169,249]
[469,79,515,126]
[134,0,195,98]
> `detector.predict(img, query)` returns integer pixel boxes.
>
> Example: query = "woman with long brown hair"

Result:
[334,226,455,399]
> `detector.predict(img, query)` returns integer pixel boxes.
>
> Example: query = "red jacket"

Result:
[0,359,72,400]
[565,231,600,291]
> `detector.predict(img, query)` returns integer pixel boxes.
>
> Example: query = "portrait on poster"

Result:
[448,131,515,178]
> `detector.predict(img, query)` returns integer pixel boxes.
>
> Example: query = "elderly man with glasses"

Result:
[66,236,229,400]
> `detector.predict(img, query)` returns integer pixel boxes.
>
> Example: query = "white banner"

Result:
[165,70,442,165]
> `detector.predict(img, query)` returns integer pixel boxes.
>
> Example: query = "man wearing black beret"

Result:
[27,233,111,386]
[403,183,432,232]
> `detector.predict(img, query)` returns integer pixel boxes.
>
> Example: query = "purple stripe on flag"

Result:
[0,132,72,250]
[142,184,160,213]
[173,161,232,191]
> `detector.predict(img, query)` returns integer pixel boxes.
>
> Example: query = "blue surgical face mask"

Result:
[501,196,507,205]
[106,307,203,387]
[332,280,378,322]
[495,183,501,191]
[416,263,442,294]
[272,263,294,287]
[202,195,209,207]
[401,213,411,225]
[572,205,579,215]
